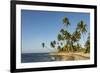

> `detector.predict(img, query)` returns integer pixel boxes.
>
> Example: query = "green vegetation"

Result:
[49,17,90,53]
[84,33,90,53]
[41,17,90,61]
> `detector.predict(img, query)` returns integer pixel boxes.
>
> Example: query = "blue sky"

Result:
[21,10,90,53]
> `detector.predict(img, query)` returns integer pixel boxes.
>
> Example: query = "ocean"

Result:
[21,53,57,63]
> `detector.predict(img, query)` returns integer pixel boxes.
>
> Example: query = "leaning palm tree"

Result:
[65,31,71,45]
[60,29,71,42]
[76,20,87,34]
[62,17,73,52]
[70,30,81,52]
[72,30,81,43]
[65,32,72,52]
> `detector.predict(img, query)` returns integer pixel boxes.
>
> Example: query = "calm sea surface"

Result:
[21,53,57,63]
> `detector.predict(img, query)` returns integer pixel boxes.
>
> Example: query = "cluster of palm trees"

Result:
[49,17,90,53]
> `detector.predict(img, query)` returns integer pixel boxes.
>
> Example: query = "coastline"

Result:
[49,52,90,61]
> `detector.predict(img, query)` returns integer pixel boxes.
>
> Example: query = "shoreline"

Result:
[49,52,90,61]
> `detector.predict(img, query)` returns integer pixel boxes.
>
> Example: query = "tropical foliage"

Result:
[49,17,90,53]
[84,33,90,53]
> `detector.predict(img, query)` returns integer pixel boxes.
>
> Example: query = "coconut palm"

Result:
[63,30,80,52]
[60,29,71,50]
[76,20,87,34]
[60,28,72,51]
[72,30,81,43]
[60,29,71,41]
[62,17,70,27]
[58,29,71,52]
[64,30,71,39]
[71,30,81,52]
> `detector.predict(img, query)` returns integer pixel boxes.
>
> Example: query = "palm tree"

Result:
[62,17,72,52]
[72,30,81,43]
[76,20,87,34]
[62,30,80,52]
[70,30,81,52]
[62,17,70,27]
[60,29,71,42]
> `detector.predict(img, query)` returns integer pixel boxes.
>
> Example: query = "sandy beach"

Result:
[49,52,90,61]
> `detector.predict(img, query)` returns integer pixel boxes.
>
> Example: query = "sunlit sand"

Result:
[49,52,90,61]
